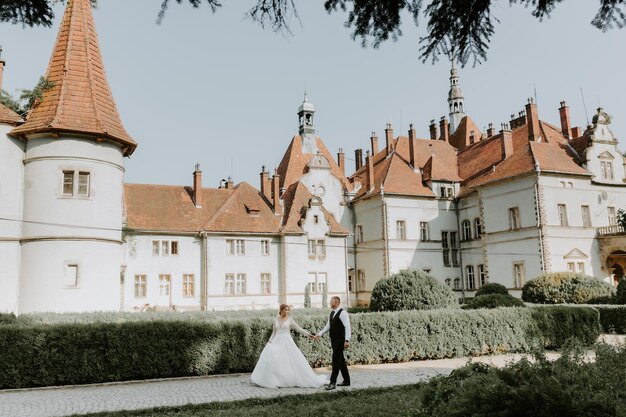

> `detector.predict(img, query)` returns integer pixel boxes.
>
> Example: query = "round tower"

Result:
[10,0,137,313]
[448,61,465,134]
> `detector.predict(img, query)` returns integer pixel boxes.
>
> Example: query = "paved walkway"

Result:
[1,335,623,417]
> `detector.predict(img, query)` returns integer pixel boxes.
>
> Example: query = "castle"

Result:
[1,0,624,313]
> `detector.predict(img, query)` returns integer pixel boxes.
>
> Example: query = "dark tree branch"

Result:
[157,0,222,24]
[247,0,300,35]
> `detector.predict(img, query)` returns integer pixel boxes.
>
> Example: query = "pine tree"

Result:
[304,284,311,308]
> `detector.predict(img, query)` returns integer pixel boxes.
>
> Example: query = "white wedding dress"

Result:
[250,316,328,388]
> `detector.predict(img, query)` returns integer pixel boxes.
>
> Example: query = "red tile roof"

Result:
[276,135,351,191]
[0,103,22,125]
[11,0,136,156]
[449,115,482,149]
[124,182,280,234]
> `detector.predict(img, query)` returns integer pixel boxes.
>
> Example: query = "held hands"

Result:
[344,340,350,349]
[309,335,320,341]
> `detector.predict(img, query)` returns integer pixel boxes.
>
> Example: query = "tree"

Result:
[304,284,311,308]
[2,1,625,66]
[0,76,54,117]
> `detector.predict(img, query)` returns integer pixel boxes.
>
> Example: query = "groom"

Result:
[313,296,351,390]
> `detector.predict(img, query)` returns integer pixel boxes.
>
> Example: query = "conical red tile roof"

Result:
[11,0,136,155]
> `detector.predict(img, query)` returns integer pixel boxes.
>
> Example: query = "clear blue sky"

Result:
[1,0,624,188]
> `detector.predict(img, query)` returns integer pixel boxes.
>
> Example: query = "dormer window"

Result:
[601,161,614,180]
[245,204,260,216]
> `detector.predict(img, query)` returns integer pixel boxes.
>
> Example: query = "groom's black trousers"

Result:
[330,340,350,384]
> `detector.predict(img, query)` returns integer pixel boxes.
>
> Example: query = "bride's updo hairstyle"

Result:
[279,304,290,315]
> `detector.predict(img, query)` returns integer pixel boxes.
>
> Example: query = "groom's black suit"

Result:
[329,308,350,385]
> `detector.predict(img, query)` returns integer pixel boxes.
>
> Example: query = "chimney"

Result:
[408,124,417,168]
[525,98,541,141]
[225,176,234,189]
[439,117,449,142]
[559,100,571,139]
[271,170,282,215]
[370,131,379,155]
[260,165,271,201]
[429,119,438,140]
[355,148,363,171]
[571,126,582,138]
[193,163,202,208]
[487,122,495,137]
[385,122,394,152]
[366,150,374,191]
[337,148,345,175]
[500,123,513,159]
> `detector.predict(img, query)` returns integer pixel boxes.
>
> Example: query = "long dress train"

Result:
[250,317,327,388]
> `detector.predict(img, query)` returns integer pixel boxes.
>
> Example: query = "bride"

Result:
[251,304,327,388]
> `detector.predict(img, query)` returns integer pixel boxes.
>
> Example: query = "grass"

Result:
[70,384,424,417]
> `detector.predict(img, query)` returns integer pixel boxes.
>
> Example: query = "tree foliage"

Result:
[2,1,625,65]
[0,76,54,117]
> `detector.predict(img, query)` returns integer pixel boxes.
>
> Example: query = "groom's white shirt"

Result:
[317,307,351,341]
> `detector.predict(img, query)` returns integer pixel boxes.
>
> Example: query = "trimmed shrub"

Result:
[462,294,525,309]
[616,278,626,304]
[475,282,509,297]
[592,305,626,333]
[0,313,16,325]
[369,269,457,312]
[417,343,625,417]
[522,272,616,304]
[0,306,600,389]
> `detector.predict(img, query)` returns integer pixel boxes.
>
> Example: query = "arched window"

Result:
[445,278,452,287]
[466,265,475,290]
[462,220,472,241]
[474,218,482,239]
[453,277,461,290]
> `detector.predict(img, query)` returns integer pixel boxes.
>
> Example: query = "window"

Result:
[513,263,526,288]
[445,278,452,287]
[62,170,91,197]
[608,207,617,225]
[182,274,194,297]
[440,186,454,199]
[581,205,592,227]
[478,264,487,286]
[396,220,406,240]
[356,225,364,243]
[236,239,245,255]
[357,269,366,291]
[453,277,461,290]
[348,271,354,292]
[441,231,450,267]
[317,272,327,293]
[601,161,614,180]
[557,204,568,226]
[466,265,475,290]
[313,215,319,224]
[420,222,429,241]
[77,172,90,196]
[225,273,235,295]
[261,240,270,256]
[450,232,459,267]
[153,240,179,256]
[236,273,247,295]
[261,273,271,294]
[226,239,245,255]
[63,171,74,195]
[462,220,472,241]
[64,264,78,288]
[159,274,171,296]
[474,218,482,238]
[567,262,585,274]
[134,274,146,298]
[509,207,521,230]
[308,240,326,258]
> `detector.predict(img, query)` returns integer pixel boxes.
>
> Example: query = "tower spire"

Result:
[297,91,318,153]
[447,58,465,134]
[11,0,136,156]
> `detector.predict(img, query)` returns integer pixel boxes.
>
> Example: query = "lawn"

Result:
[70,384,423,417]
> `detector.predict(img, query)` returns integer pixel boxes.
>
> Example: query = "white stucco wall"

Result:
[0,125,24,312]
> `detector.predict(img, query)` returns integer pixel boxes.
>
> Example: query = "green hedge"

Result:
[462,294,526,309]
[522,272,615,304]
[588,305,626,333]
[475,283,509,297]
[0,306,600,389]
